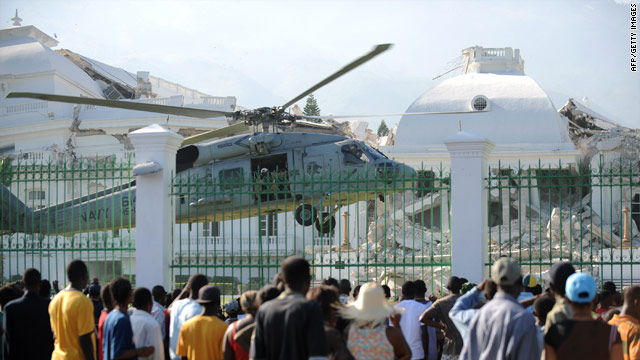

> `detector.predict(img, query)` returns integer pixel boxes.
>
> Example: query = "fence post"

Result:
[129,124,183,289]
[444,130,494,284]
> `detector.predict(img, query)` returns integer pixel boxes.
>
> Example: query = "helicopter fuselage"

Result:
[1,132,415,235]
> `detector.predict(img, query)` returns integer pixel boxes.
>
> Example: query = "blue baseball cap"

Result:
[565,273,596,304]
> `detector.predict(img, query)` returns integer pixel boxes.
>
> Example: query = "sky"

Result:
[1,0,639,130]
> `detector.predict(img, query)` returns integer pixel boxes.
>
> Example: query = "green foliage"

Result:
[303,94,322,123]
[377,119,390,137]
[0,157,11,186]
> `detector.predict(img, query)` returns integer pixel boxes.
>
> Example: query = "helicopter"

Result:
[2,44,482,235]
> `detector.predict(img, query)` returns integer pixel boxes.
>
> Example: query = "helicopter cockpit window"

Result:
[364,144,386,161]
[341,144,369,165]
[219,168,244,190]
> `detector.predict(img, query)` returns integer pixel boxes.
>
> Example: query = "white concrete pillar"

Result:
[440,189,450,231]
[129,124,183,289]
[444,131,494,284]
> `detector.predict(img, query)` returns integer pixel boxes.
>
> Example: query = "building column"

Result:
[129,124,183,289]
[444,131,494,284]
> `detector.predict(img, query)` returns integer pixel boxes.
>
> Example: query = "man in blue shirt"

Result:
[459,258,540,360]
[449,280,497,341]
[103,277,154,360]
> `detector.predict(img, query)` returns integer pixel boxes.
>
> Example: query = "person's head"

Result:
[599,290,614,309]
[66,259,89,288]
[522,274,538,293]
[110,277,133,307]
[381,284,391,299]
[532,284,543,296]
[281,256,311,294]
[239,290,259,316]
[171,288,182,300]
[414,280,427,298]
[322,277,339,290]
[152,285,166,306]
[533,296,556,326]
[549,262,575,298]
[338,282,399,328]
[273,272,285,292]
[307,285,340,326]
[0,284,23,309]
[100,283,114,311]
[339,279,352,296]
[23,267,41,293]
[258,285,281,305]
[225,300,239,317]
[603,281,617,294]
[565,273,597,314]
[196,285,221,311]
[491,258,523,297]
[353,284,362,300]
[447,276,463,295]
[187,274,209,299]
[401,281,416,299]
[39,279,52,298]
[133,287,153,313]
[485,280,498,301]
[622,285,640,319]
[613,292,623,307]
[88,283,101,300]
[92,278,100,285]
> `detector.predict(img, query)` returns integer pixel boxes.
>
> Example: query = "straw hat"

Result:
[338,282,401,327]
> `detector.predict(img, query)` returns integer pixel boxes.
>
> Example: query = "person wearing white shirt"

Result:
[168,274,208,360]
[414,280,437,360]
[395,281,431,360]
[131,288,165,360]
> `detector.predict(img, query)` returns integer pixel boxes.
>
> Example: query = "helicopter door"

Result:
[251,154,290,203]
[213,160,251,210]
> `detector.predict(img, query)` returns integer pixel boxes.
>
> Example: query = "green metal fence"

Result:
[4,153,637,297]
[170,165,451,297]
[0,156,135,286]
[486,158,640,289]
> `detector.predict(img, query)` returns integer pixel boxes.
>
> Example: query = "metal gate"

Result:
[0,156,135,285]
[486,158,640,288]
[170,165,451,297]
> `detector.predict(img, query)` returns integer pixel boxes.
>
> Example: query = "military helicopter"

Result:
[2,44,481,235]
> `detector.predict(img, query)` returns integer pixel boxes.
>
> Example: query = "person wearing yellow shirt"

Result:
[177,285,228,360]
[49,259,96,360]
[609,285,640,360]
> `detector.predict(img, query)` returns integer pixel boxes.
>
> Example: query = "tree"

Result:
[303,94,322,123]
[377,120,390,137]
[0,157,11,186]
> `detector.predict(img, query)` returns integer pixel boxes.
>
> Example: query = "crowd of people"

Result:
[0,256,639,360]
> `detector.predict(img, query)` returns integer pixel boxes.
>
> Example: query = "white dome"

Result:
[394,73,575,152]
[0,35,103,97]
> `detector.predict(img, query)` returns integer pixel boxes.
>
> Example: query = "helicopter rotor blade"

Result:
[297,110,487,120]
[281,43,392,110]
[6,92,234,119]
[181,122,250,146]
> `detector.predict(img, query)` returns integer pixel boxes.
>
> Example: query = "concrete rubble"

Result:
[333,99,640,287]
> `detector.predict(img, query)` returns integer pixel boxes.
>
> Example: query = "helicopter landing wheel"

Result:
[314,212,336,234]
[295,204,317,226]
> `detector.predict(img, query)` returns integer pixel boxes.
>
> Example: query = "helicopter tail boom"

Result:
[0,183,34,233]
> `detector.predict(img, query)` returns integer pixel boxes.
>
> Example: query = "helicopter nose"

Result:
[375,161,416,179]
[398,163,417,178]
